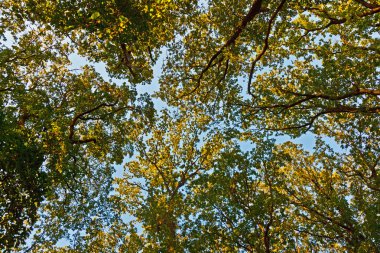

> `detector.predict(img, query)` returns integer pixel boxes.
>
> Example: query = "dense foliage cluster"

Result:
[0,0,379,252]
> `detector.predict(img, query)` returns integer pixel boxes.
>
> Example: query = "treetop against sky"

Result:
[0,0,379,252]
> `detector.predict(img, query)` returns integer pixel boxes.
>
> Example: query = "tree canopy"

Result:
[0,0,379,252]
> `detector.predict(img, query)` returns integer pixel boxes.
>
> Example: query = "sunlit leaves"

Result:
[1,0,379,251]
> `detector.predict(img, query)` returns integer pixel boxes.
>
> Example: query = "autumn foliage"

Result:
[0,0,379,252]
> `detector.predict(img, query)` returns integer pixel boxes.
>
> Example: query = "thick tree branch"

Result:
[255,88,380,112]
[354,0,380,9]
[263,106,380,132]
[69,101,119,144]
[148,46,156,64]
[181,0,264,98]
[248,0,287,96]
[290,88,380,98]
[0,88,12,92]
[120,43,136,78]
[359,6,380,17]
[295,16,346,43]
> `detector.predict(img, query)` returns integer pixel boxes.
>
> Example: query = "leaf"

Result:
[90,11,101,20]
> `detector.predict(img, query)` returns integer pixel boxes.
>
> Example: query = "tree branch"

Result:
[354,0,380,9]
[248,0,287,96]
[255,88,380,112]
[359,6,380,17]
[148,46,156,64]
[0,88,12,92]
[263,106,380,132]
[69,101,119,144]
[120,43,136,78]
[181,0,264,98]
